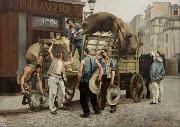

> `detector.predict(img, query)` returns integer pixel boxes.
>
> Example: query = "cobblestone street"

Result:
[0,78,180,127]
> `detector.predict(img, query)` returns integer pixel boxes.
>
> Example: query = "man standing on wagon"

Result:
[47,42,73,115]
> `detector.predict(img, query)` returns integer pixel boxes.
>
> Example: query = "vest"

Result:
[81,56,97,83]
[99,58,114,79]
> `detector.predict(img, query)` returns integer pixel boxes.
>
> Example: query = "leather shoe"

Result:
[80,114,90,118]
[22,100,28,105]
[51,111,57,115]
[150,102,158,104]
[59,106,68,111]
[110,108,116,113]
[95,110,101,115]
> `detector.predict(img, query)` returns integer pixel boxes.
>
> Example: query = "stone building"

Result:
[130,2,180,75]
[144,2,170,53]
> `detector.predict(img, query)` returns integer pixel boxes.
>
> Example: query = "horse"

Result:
[139,54,153,99]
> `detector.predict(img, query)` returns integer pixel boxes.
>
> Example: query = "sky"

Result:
[81,0,179,22]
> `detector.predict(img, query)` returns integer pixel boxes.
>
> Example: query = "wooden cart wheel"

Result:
[64,82,76,103]
[130,73,144,103]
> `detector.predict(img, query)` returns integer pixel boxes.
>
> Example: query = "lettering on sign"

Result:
[10,0,82,16]
[32,16,60,28]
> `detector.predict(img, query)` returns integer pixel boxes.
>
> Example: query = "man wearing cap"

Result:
[77,48,102,118]
[150,51,165,104]
[71,23,83,61]
[97,49,117,113]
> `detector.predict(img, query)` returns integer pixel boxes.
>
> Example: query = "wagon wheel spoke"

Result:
[65,89,74,96]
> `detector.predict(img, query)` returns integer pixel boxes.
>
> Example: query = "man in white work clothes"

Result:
[47,42,73,115]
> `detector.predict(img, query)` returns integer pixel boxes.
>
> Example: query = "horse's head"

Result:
[122,33,143,54]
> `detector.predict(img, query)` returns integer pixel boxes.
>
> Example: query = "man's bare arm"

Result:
[96,59,103,80]
[64,52,73,66]
[77,60,84,86]
[20,66,31,93]
[36,72,43,94]
[48,43,54,61]
[110,71,115,85]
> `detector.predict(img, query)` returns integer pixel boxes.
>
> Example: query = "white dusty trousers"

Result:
[48,76,65,112]
[151,81,163,103]
[158,81,163,102]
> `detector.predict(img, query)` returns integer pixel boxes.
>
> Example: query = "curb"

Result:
[164,76,180,79]
[0,108,30,115]
[0,100,80,115]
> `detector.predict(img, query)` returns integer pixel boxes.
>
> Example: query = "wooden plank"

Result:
[0,0,10,11]
[0,12,8,75]
[88,36,115,41]
[7,11,18,75]
[0,11,19,77]
[0,14,2,73]
[27,14,32,48]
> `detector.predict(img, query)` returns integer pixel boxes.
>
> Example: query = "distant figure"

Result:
[150,52,165,104]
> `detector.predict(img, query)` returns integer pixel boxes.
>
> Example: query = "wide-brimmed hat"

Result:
[107,85,121,105]
[89,78,102,95]
[89,70,102,95]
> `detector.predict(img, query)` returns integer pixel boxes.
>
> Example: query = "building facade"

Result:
[0,0,85,93]
[144,2,170,54]
[130,2,180,75]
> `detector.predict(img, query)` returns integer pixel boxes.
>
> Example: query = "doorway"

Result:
[32,30,62,44]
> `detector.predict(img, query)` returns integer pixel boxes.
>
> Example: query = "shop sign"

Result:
[32,16,60,28]
[10,0,82,17]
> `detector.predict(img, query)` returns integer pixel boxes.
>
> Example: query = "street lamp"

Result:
[88,0,96,14]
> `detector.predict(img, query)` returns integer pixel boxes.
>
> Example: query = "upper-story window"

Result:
[166,34,168,43]
[159,19,163,24]
[172,8,178,15]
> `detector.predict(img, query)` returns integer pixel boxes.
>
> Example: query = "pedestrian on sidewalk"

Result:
[77,48,103,118]
[150,51,165,104]
[47,42,73,115]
